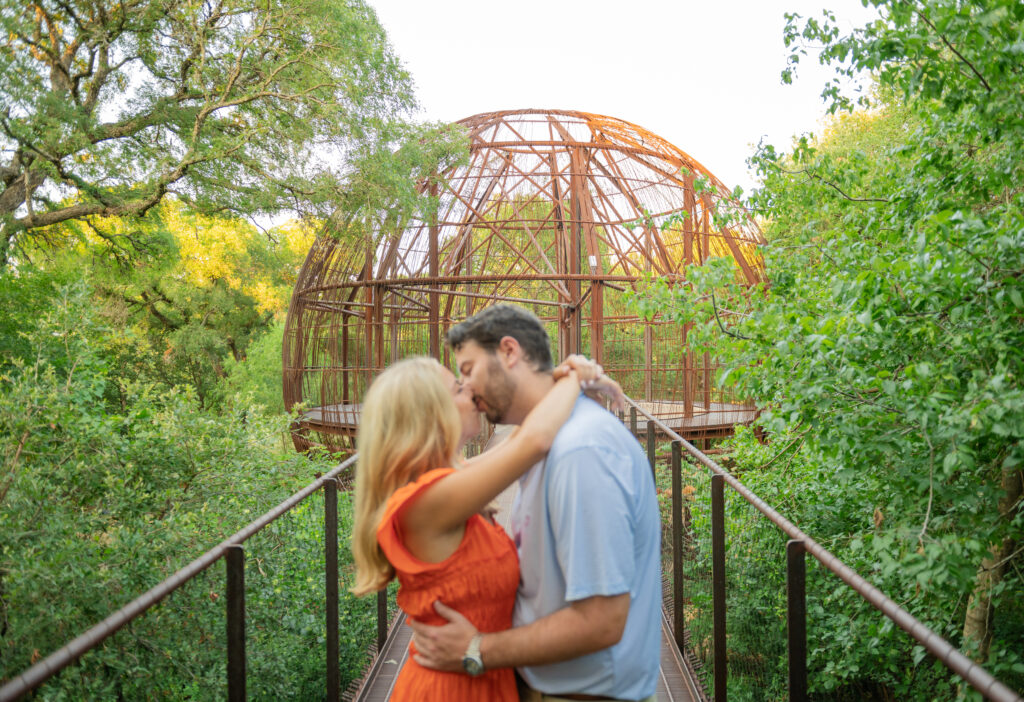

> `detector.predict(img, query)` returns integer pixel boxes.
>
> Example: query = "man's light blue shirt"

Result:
[509,395,661,699]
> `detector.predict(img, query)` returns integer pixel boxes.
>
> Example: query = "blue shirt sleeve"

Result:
[546,444,637,601]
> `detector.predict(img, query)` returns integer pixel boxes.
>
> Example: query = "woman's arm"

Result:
[401,369,588,539]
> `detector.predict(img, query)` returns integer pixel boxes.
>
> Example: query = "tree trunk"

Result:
[0,168,47,216]
[962,465,1022,661]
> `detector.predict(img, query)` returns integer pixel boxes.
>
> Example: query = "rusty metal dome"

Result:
[283,109,765,453]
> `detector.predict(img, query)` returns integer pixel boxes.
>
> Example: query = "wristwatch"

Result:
[461,633,485,677]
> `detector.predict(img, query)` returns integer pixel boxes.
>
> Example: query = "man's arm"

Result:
[409,593,630,672]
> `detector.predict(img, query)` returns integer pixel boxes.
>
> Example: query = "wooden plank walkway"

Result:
[631,400,756,435]
[352,474,702,702]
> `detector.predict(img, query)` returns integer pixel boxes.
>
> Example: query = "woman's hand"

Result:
[553,355,625,412]
[554,354,602,383]
[583,374,625,412]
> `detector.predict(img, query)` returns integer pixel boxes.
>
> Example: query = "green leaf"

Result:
[1009,288,1023,309]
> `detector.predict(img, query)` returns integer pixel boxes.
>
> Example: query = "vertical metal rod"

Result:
[646,421,656,482]
[551,151,569,360]
[377,589,388,652]
[225,545,246,702]
[643,321,653,401]
[568,148,583,355]
[711,475,727,702]
[428,182,440,358]
[341,318,349,405]
[682,334,694,422]
[373,284,384,370]
[703,350,712,410]
[325,480,340,702]
[682,177,696,421]
[630,405,637,437]
[362,245,373,388]
[787,540,808,702]
[671,441,684,650]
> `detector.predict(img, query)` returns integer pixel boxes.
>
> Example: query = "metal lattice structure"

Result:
[283,109,766,453]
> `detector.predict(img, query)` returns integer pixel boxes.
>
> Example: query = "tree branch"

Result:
[757,427,809,471]
[910,5,991,93]
[711,290,753,340]
[779,165,890,203]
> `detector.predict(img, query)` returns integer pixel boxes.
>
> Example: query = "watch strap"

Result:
[462,633,484,676]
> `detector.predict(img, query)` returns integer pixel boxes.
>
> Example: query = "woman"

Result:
[351,355,619,701]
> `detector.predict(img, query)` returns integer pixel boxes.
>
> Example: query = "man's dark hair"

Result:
[447,305,553,372]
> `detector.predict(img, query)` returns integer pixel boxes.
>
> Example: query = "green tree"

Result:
[22,202,311,407]
[637,0,1024,696]
[0,0,414,263]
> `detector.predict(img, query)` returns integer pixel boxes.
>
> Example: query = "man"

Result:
[410,304,661,702]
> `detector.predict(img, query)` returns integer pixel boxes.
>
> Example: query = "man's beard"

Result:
[478,356,517,424]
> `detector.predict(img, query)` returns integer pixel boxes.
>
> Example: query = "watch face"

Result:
[462,657,485,676]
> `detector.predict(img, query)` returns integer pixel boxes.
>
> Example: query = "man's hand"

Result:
[409,600,479,672]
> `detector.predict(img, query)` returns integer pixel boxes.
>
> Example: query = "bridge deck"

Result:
[352,606,701,701]
[299,400,754,443]
[351,476,703,701]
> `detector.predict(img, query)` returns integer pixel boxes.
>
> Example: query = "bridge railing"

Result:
[622,396,1021,702]
[0,454,394,702]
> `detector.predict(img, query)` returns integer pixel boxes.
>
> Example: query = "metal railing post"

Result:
[325,479,340,702]
[630,405,637,437]
[787,540,807,702]
[226,544,246,702]
[711,474,727,702]
[671,441,684,650]
[377,590,388,652]
[646,421,656,481]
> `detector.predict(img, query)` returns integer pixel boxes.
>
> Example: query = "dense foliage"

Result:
[0,273,388,698]
[637,0,1023,698]
[49,203,316,408]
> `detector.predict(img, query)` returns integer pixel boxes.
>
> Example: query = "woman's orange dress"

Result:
[376,467,520,701]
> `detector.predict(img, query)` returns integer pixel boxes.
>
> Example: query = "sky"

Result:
[367,0,878,195]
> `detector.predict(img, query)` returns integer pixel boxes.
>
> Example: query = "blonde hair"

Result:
[351,357,462,595]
